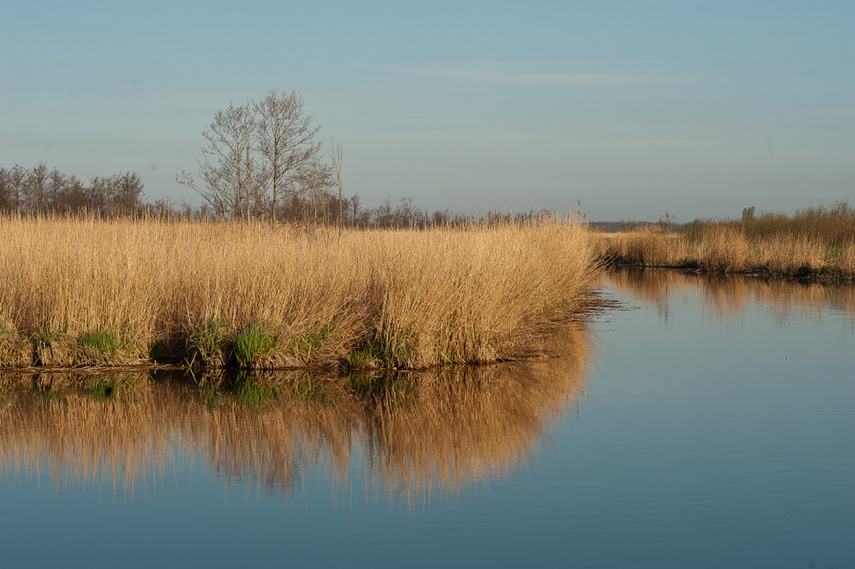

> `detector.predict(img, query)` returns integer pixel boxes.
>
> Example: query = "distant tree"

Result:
[177,101,262,219]
[742,206,755,221]
[658,210,676,232]
[393,197,418,228]
[329,140,344,229]
[24,163,49,215]
[56,174,88,214]
[348,193,367,228]
[112,172,144,216]
[179,90,329,222]
[46,166,66,213]
[374,197,393,228]
[0,167,11,212]
[7,165,25,212]
[88,176,111,215]
[432,209,451,227]
[0,163,147,217]
[255,89,323,222]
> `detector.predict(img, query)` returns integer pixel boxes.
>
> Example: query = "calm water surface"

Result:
[1,270,853,568]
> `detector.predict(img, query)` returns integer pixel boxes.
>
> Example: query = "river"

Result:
[2,269,853,568]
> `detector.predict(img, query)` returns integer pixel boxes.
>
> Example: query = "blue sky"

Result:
[1,0,853,221]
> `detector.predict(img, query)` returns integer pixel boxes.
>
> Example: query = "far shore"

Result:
[595,204,855,279]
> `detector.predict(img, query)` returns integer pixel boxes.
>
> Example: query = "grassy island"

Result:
[0,216,598,370]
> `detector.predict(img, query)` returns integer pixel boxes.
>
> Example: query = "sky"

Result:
[1,0,853,222]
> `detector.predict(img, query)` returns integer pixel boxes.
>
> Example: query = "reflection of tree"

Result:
[606,268,855,322]
[0,327,589,504]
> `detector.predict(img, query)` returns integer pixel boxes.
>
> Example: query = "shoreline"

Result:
[604,261,855,282]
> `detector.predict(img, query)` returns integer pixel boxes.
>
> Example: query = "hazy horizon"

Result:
[2,1,853,222]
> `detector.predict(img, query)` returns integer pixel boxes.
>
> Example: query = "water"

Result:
[2,270,853,568]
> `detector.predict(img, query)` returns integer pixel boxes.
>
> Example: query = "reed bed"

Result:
[686,202,855,247]
[0,216,598,369]
[0,328,589,503]
[600,203,855,276]
[599,226,855,276]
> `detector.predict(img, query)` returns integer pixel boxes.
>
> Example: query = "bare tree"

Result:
[24,163,49,215]
[57,174,87,214]
[87,176,110,215]
[112,172,145,216]
[329,140,344,230]
[177,101,263,219]
[255,89,322,222]
[8,165,25,212]
[348,193,363,228]
[0,168,10,212]
[302,153,335,226]
[179,90,341,223]
[46,166,66,213]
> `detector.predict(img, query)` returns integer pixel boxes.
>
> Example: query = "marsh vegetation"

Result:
[0,215,597,370]
[599,202,855,277]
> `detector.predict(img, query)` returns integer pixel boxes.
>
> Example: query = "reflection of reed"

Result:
[0,327,589,503]
[0,371,359,498]
[366,327,588,503]
[0,373,175,497]
[606,268,855,321]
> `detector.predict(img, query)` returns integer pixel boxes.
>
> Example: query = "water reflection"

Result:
[0,326,589,505]
[606,268,855,323]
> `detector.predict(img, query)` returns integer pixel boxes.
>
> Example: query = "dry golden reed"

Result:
[0,216,598,369]
[599,226,855,275]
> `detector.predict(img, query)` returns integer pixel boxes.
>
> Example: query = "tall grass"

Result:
[599,203,855,276]
[0,215,598,369]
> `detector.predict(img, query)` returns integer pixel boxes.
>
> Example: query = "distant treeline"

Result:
[0,163,575,228]
[0,163,145,217]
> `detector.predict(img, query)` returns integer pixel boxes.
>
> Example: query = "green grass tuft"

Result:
[190,321,225,365]
[345,339,385,369]
[232,324,279,368]
[80,329,120,357]
[33,324,67,347]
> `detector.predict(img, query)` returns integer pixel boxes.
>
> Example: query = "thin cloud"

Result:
[387,67,675,86]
